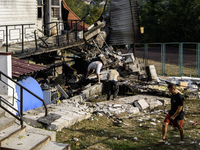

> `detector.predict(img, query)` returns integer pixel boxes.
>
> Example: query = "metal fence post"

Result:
[56,22,60,46]
[161,43,166,76]
[197,43,200,77]
[20,87,23,128]
[179,43,183,76]
[144,43,148,66]
[34,30,38,51]
[22,25,24,53]
[6,26,8,52]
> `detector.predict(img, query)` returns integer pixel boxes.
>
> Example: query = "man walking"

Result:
[159,83,184,143]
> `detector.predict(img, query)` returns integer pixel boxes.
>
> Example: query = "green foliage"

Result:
[85,6,104,25]
[65,0,104,25]
[64,0,89,19]
[139,0,200,42]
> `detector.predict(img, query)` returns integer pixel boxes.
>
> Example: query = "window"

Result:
[51,0,60,18]
[38,7,42,18]
[37,0,42,6]
[37,0,43,19]
[51,0,59,6]
[51,8,59,18]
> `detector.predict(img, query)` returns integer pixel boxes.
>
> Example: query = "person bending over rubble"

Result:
[86,61,103,84]
[158,83,184,144]
[107,69,119,100]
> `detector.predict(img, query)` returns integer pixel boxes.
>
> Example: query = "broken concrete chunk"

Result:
[146,99,163,109]
[146,65,160,82]
[37,113,61,126]
[70,95,83,103]
[121,53,135,63]
[133,99,149,111]
[125,106,139,114]
[84,21,106,41]
[56,84,69,99]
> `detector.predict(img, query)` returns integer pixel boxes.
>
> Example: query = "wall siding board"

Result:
[0,0,37,44]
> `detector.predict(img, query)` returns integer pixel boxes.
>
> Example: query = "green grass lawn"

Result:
[56,99,200,150]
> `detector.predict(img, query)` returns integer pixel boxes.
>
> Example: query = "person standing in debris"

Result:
[159,83,184,144]
[107,69,119,100]
[86,61,103,84]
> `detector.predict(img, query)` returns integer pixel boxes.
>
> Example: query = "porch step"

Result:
[0,117,15,131]
[0,109,5,118]
[1,130,51,150]
[0,117,70,150]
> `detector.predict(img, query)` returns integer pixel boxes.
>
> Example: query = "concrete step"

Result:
[40,141,70,150]
[0,117,15,131]
[0,123,69,150]
[1,131,51,150]
[0,109,5,118]
[0,123,23,141]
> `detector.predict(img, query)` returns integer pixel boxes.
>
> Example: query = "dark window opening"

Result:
[37,0,42,6]
[38,7,42,18]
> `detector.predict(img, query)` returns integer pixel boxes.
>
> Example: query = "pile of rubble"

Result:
[23,94,170,131]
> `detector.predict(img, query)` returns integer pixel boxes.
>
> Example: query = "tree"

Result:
[85,5,104,25]
[139,0,200,42]
[65,0,104,25]
[64,0,89,19]
[162,0,200,42]
[139,0,167,42]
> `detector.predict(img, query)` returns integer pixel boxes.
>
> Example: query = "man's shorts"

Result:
[96,63,102,74]
[164,114,183,129]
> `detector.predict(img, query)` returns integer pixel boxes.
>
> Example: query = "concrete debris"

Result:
[134,137,138,140]
[23,94,171,131]
[150,122,157,126]
[73,138,79,142]
[133,99,149,111]
[37,113,61,126]
[113,137,118,140]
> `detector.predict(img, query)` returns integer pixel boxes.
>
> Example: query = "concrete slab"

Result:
[22,94,170,132]
[134,99,149,111]
[40,141,70,150]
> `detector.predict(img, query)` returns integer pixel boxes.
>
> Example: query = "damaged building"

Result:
[0,0,199,149]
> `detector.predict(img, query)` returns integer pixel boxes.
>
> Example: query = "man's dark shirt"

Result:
[169,92,184,120]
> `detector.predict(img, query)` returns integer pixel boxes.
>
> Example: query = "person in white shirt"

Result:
[86,61,103,84]
[107,69,119,100]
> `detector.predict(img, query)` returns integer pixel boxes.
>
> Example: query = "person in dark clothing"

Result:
[107,69,119,100]
[158,83,184,144]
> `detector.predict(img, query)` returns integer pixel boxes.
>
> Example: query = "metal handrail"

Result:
[0,24,35,53]
[0,71,48,129]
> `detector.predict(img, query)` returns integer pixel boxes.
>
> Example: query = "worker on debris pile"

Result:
[158,83,184,144]
[107,69,119,100]
[86,61,103,84]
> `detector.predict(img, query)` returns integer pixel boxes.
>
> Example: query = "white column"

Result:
[0,52,13,96]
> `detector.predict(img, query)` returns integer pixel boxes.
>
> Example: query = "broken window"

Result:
[51,0,60,18]
[37,0,42,19]
[51,8,60,18]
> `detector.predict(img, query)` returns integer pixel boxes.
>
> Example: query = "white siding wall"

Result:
[0,0,37,43]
